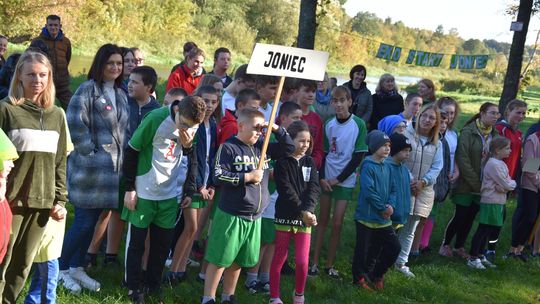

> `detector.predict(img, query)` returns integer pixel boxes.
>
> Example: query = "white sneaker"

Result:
[69,267,101,291]
[480,256,497,268]
[58,270,82,294]
[187,258,200,267]
[165,258,172,268]
[467,258,486,270]
[395,264,416,278]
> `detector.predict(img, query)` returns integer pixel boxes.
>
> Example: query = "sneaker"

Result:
[187,258,200,268]
[269,298,284,304]
[395,264,416,278]
[292,293,305,304]
[307,265,319,277]
[69,267,101,291]
[453,247,470,259]
[480,256,497,268]
[438,245,453,257]
[484,250,496,263]
[531,252,540,258]
[372,277,384,291]
[515,253,529,262]
[165,258,172,268]
[58,270,82,294]
[352,277,373,291]
[325,267,340,279]
[258,281,270,294]
[196,273,205,283]
[84,253,98,269]
[164,271,178,286]
[245,280,260,294]
[222,295,237,304]
[104,256,122,267]
[502,252,515,260]
[467,258,486,270]
[281,261,295,276]
[128,290,145,304]
[409,251,420,259]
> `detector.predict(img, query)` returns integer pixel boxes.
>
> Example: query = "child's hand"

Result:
[302,211,317,227]
[50,204,67,221]
[246,169,264,184]
[410,180,418,196]
[328,178,339,187]
[208,187,215,200]
[180,196,192,208]
[178,128,196,148]
[124,191,137,211]
[200,187,210,200]
[380,205,394,219]
[262,122,279,132]
[320,179,332,192]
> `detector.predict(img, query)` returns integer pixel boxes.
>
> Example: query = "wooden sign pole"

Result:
[257,75,285,170]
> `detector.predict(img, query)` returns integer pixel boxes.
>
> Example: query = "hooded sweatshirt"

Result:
[217,109,238,146]
[215,126,295,220]
[386,158,411,225]
[355,156,396,226]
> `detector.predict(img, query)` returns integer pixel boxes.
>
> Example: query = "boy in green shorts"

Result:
[201,108,295,304]
[310,85,368,279]
[122,96,206,303]
[244,101,304,293]
[168,85,220,283]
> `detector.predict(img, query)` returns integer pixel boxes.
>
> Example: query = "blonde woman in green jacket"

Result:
[0,51,68,303]
[441,102,500,259]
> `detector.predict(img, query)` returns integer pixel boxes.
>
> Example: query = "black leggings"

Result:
[470,223,499,258]
[511,189,540,247]
[443,203,480,249]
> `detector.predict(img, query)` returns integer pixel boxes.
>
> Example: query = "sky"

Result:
[343,0,540,45]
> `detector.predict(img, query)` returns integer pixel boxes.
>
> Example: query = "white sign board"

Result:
[247,43,329,81]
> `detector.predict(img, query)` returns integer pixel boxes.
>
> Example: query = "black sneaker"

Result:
[281,261,295,276]
[325,267,340,279]
[164,272,179,286]
[515,253,529,262]
[128,290,145,304]
[257,281,270,294]
[307,265,319,277]
[104,255,122,267]
[222,295,237,304]
[84,253,98,269]
[245,280,259,294]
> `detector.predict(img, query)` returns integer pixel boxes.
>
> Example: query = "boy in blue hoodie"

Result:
[388,133,413,227]
[352,130,401,291]
[202,108,294,304]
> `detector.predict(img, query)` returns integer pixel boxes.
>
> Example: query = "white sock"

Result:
[245,272,258,286]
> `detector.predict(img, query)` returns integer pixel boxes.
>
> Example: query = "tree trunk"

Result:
[499,0,534,112]
[297,0,317,49]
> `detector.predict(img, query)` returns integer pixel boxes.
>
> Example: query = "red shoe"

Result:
[372,277,384,291]
[353,277,373,291]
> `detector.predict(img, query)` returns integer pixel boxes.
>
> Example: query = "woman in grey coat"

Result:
[59,44,129,293]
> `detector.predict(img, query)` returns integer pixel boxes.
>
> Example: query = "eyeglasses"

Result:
[395,123,407,130]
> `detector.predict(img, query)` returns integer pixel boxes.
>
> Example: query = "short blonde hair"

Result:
[8,51,55,109]
[375,73,398,94]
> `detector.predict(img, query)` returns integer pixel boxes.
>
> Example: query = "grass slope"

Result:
[32,79,540,303]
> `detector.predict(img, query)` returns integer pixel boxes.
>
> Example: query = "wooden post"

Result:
[257,76,286,169]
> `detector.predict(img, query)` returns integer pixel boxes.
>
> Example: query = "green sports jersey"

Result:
[129,106,190,200]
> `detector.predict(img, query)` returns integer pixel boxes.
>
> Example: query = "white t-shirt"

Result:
[445,129,458,173]
[323,115,368,188]
[221,91,235,115]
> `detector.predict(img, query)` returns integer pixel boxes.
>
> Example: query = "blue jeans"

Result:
[59,207,103,270]
[24,260,59,304]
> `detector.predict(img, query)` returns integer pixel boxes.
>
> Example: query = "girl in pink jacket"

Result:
[468,137,516,269]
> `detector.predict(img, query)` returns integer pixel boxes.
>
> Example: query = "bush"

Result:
[438,78,501,97]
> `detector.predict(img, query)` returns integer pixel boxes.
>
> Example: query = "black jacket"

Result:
[214,127,294,220]
[369,91,404,131]
[274,155,320,227]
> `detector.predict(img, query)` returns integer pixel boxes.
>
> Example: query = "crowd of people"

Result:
[0,14,539,304]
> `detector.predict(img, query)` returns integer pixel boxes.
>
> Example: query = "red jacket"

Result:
[496,121,523,179]
[166,64,202,95]
[302,111,324,170]
[218,109,238,146]
[0,198,11,264]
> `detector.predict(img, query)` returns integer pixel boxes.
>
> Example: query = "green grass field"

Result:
[30,78,540,303]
